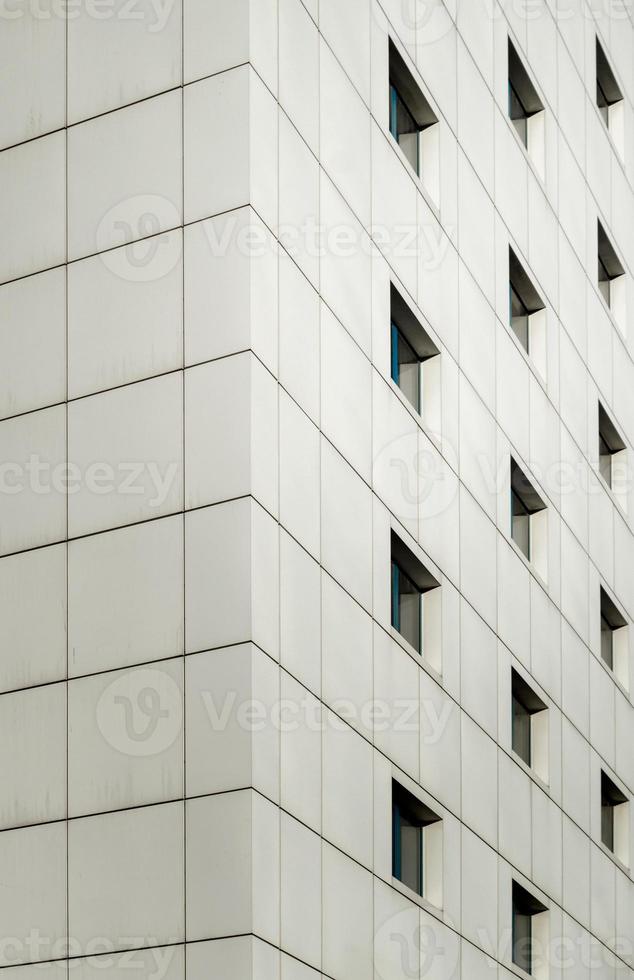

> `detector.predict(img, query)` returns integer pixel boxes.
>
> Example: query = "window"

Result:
[392,781,442,904]
[596,38,624,155]
[391,532,441,671]
[512,669,548,780]
[597,221,626,331]
[601,770,629,865]
[600,586,628,687]
[389,40,439,204]
[508,39,545,177]
[509,248,547,373]
[598,402,626,495]
[390,284,440,423]
[512,882,548,976]
[511,460,548,579]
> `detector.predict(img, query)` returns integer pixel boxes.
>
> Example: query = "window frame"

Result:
[512,881,548,976]
[389,283,440,423]
[508,248,546,372]
[596,37,624,145]
[601,770,628,858]
[510,459,547,571]
[391,780,442,903]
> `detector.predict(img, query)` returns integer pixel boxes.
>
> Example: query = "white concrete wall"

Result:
[0,1,633,979]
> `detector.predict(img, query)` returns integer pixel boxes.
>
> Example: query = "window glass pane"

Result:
[601,802,614,851]
[389,84,420,173]
[391,562,421,653]
[512,909,533,974]
[512,695,531,766]
[601,616,614,669]
[511,490,531,560]
[598,256,611,305]
[389,84,399,140]
[509,82,528,146]
[399,575,421,653]
[599,434,613,487]
[391,561,400,631]
[392,798,423,896]
[510,285,529,352]
[597,78,609,124]
[392,324,420,411]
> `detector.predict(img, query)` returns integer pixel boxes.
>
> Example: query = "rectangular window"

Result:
[391,531,441,671]
[512,689,531,766]
[508,248,546,372]
[511,669,548,780]
[391,560,421,654]
[508,39,545,176]
[596,38,624,155]
[512,881,548,976]
[600,586,628,687]
[392,781,441,902]
[598,402,626,492]
[511,459,547,579]
[509,79,529,146]
[601,770,628,863]
[391,323,420,412]
[597,221,626,330]
[390,284,440,421]
[389,40,439,203]
[389,83,420,174]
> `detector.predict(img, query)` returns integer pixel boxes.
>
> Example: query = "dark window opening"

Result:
[596,38,623,130]
[600,587,627,673]
[598,403,625,490]
[390,284,439,415]
[392,781,440,898]
[512,881,547,975]
[508,40,543,150]
[508,249,545,356]
[512,669,547,769]
[390,531,440,657]
[601,770,627,853]
[511,459,546,563]
[388,40,438,177]
[597,221,624,311]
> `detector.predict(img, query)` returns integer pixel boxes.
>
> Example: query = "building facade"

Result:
[0,1,633,979]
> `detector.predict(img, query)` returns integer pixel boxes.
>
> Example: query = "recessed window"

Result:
[597,221,626,330]
[512,669,548,781]
[391,531,441,671]
[508,39,545,177]
[596,38,624,155]
[390,284,440,423]
[392,781,442,904]
[509,248,547,373]
[511,459,547,580]
[600,586,628,687]
[512,881,548,976]
[389,40,439,204]
[601,770,629,865]
[598,402,626,494]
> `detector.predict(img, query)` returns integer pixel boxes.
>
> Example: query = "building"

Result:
[0,1,632,978]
